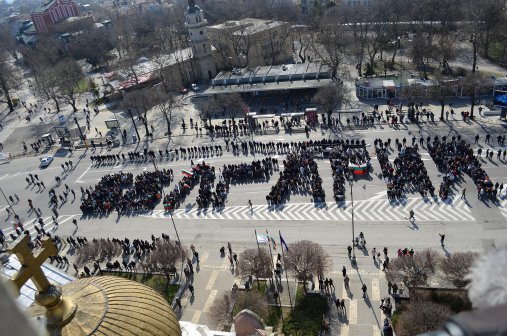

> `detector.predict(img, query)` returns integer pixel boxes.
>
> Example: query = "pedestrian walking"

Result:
[344,275,350,289]
[388,280,392,294]
[227,242,232,255]
[347,245,352,259]
[362,284,368,298]
[175,297,182,310]
[342,266,346,277]
[188,284,194,296]
[73,263,79,273]
[72,218,77,226]
[372,247,377,261]
[406,209,415,221]
[461,188,466,200]
[439,234,445,246]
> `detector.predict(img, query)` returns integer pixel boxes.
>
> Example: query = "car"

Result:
[179,87,189,94]
[191,83,200,92]
[39,156,53,168]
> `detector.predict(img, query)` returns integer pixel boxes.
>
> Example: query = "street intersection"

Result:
[1,118,506,333]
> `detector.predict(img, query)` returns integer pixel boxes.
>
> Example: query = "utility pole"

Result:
[128,108,140,140]
[349,179,356,264]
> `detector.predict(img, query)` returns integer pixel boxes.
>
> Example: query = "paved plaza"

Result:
[1,99,507,334]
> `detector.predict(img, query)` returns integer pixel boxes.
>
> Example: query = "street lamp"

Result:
[349,178,356,264]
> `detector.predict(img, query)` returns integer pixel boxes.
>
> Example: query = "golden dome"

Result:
[28,276,181,336]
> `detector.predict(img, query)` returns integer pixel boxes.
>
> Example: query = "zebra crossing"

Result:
[500,199,507,220]
[144,197,475,222]
[1,215,76,238]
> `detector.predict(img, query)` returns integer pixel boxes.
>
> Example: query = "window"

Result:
[200,30,203,35]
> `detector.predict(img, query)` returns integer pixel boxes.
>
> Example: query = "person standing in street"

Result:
[362,284,368,298]
[406,209,415,221]
[439,234,445,246]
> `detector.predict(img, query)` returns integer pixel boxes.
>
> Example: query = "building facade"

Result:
[208,18,293,69]
[185,0,217,81]
[31,0,80,33]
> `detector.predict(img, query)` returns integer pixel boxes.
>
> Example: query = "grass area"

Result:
[75,79,91,93]
[105,271,179,303]
[283,291,329,336]
[488,41,507,66]
[255,280,267,294]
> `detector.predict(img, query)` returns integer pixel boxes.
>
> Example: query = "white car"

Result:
[191,83,200,92]
[39,156,53,168]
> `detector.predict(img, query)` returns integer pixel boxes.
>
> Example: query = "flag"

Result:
[256,233,268,244]
[349,163,368,175]
[182,169,193,177]
[268,235,277,250]
[279,232,289,252]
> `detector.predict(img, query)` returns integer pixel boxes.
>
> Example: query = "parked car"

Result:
[191,83,200,92]
[39,156,53,168]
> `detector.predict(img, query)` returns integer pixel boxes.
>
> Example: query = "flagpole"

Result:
[254,229,262,289]
[279,230,293,311]
[265,229,277,296]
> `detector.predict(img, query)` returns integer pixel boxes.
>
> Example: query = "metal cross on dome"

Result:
[8,235,57,294]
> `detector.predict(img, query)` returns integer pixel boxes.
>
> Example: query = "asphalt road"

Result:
[1,121,506,256]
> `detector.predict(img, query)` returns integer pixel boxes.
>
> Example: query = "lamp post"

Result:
[349,179,356,264]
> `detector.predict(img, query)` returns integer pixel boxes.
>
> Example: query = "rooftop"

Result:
[202,62,332,95]
[34,0,60,13]
[208,18,286,36]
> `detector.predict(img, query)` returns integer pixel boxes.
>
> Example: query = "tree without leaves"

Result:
[152,89,177,138]
[207,291,235,330]
[54,59,85,112]
[313,81,350,126]
[0,51,20,112]
[459,73,491,119]
[386,249,442,288]
[396,300,453,336]
[122,88,160,136]
[409,32,436,79]
[439,251,478,288]
[142,240,186,285]
[428,75,458,120]
[202,93,245,120]
[283,240,330,292]
[309,22,349,79]
[238,248,273,289]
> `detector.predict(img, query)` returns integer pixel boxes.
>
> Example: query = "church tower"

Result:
[185,0,216,81]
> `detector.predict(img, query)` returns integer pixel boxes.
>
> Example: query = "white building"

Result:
[185,0,217,81]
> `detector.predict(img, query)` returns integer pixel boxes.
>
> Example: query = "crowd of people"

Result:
[428,136,498,200]
[267,151,325,204]
[80,170,173,214]
[376,138,434,199]
[328,142,370,201]
[162,162,212,211]
[221,158,277,184]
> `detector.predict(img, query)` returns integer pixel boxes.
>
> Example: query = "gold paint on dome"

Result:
[8,236,181,336]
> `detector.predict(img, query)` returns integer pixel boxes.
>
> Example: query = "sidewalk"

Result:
[172,245,391,336]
